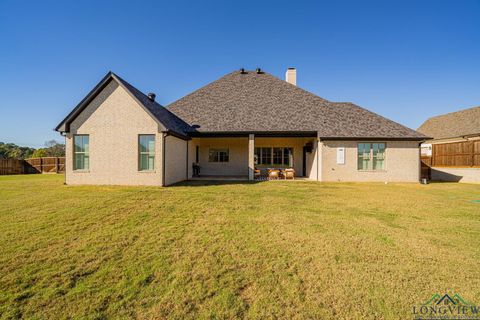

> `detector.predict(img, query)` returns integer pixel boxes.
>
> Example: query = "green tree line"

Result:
[0,140,65,159]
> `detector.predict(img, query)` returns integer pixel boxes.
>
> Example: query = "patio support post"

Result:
[248,134,255,180]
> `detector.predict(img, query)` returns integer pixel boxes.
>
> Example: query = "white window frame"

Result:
[138,135,155,171]
[357,142,386,171]
[73,134,89,171]
[209,148,229,163]
[254,147,293,166]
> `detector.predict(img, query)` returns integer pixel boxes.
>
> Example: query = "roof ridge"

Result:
[333,101,426,137]
[166,69,332,112]
[417,105,480,139]
[424,105,480,121]
[166,71,241,110]
[259,71,331,103]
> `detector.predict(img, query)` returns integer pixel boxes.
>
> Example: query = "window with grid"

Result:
[74,135,89,170]
[254,147,293,166]
[357,143,386,170]
[372,143,386,170]
[255,147,271,165]
[283,148,293,166]
[209,149,229,162]
[273,148,283,165]
[139,135,155,171]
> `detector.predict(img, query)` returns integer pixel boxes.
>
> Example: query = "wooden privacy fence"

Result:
[431,140,480,167]
[0,159,25,175]
[421,140,480,178]
[26,157,66,173]
[0,157,65,175]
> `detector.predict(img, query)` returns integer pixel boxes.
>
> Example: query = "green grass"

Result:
[0,175,479,319]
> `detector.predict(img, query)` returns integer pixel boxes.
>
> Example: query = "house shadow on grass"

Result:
[430,168,463,182]
[169,180,262,187]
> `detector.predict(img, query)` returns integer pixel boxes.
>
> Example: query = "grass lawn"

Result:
[0,175,479,319]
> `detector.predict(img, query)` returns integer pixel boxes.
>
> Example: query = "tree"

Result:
[43,140,65,157]
[0,142,35,159]
[31,149,48,158]
[0,140,65,159]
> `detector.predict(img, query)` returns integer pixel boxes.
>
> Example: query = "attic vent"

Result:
[147,93,156,101]
[256,68,262,74]
[240,68,246,74]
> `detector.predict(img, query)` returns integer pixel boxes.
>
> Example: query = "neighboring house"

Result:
[417,106,480,183]
[55,68,426,186]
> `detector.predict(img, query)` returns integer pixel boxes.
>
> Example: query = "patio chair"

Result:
[267,169,280,180]
[254,168,261,180]
[284,168,295,180]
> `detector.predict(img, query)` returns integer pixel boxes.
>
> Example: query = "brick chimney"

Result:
[285,68,296,86]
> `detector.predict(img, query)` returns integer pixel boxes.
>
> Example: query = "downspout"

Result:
[418,141,423,182]
[63,132,67,185]
[316,140,319,181]
[162,132,167,186]
[186,139,189,181]
[317,135,320,181]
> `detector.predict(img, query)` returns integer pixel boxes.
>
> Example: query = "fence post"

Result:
[470,141,474,167]
[431,144,435,167]
[55,157,58,173]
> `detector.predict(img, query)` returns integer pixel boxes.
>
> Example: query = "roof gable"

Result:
[417,106,480,140]
[166,70,426,140]
[55,72,191,139]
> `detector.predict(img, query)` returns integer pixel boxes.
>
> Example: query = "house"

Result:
[55,68,426,186]
[417,106,480,183]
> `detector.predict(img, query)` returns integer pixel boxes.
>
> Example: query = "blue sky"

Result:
[0,0,479,148]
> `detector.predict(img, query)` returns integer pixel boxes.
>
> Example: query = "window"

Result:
[372,143,386,170]
[357,143,386,171]
[139,135,155,171]
[209,149,229,162]
[260,147,271,165]
[74,135,89,170]
[357,143,371,170]
[273,148,283,165]
[254,147,293,166]
[283,148,293,166]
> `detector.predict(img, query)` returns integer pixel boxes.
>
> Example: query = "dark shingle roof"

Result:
[55,72,191,139]
[417,106,480,140]
[167,70,426,139]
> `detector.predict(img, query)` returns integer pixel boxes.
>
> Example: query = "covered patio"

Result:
[187,133,319,181]
[190,175,248,181]
[189,175,312,181]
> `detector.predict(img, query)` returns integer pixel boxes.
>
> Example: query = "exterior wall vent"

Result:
[147,93,156,101]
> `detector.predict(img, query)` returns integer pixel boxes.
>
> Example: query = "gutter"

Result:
[63,132,67,185]
[186,139,189,181]
[317,136,320,181]
[162,132,166,186]
[187,131,317,138]
[165,129,191,141]
[320,136,430,141]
